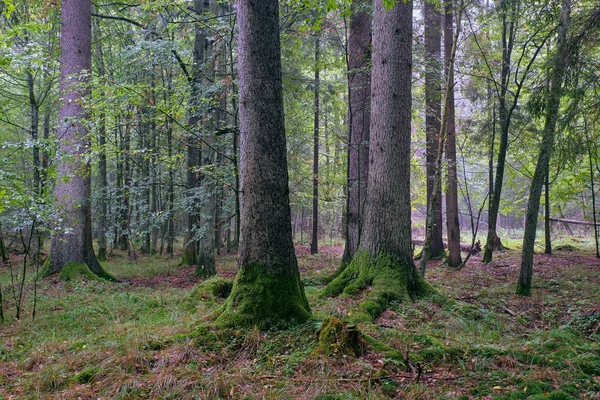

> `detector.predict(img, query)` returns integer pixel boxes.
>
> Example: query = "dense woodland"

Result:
[1,0,600,398]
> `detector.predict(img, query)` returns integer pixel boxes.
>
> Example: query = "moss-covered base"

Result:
[190,275,233,301]
[38,255,118,282]
[319,250,436,321]
[214,262,312,330]
[194,252,216,278]
[59,262,107,282]
[313,317,365,357]
[516,282,532,296]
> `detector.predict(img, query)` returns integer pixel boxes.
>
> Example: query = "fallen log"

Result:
[549,217,600,227]
[412,239,481,254]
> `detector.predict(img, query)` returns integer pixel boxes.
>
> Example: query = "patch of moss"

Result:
[313,317,364,357]
[319,250,436,321]
[189,275,233,300]
[59,262,107,282]
[73,367,99,384]
[214,262,312,330]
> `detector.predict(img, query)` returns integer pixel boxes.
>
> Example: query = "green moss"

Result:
[361,334,405,364]
[516,282,531,296]
[189,276,233,300]
[319,250,436,321]
[194,252,216,278]
[97,247,107,262]
[73,367,99,384]
[59,262,107,282]
[313,317,364,357]
[214,262,312,330]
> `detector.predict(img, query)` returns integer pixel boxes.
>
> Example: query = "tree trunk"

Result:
[215,0,311,329]
[586,122,599,257]
[424,0,444,259]
[322,0,433,321]
[544,166,552,254]
[182,0,205,267]
[46,0,112,280]
[517,0,571,296]
[94,18,108,261]
[311,34,320,256]
[342,0,372,267]
[444,0,462,268]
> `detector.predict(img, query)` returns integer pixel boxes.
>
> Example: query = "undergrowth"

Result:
[0,244,599,398]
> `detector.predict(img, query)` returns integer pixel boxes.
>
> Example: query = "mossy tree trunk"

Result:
[46,0,112,281]
[214,0,311,329]
[517,0,571,296]
[342,0,371,267]
[322,0,433,321]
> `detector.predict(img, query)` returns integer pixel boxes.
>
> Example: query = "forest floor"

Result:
[0,240,599,399]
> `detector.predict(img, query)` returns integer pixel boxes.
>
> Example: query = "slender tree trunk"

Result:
[216,0,311,329]
[322,0,432,321]
[182,0,205,267]
[517,0,571,295]
[444,0,462,268]
[544,166,552,254]
[586,122,600,258]
[47,0,112,279]
[483,1,519,262]
[94,19,108,261]
[311,34,320,256]
[424,0,444,259]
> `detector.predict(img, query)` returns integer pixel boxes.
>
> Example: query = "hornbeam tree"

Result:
[214,0,311,328]
[321,0,433,320]
[44,0,113,279]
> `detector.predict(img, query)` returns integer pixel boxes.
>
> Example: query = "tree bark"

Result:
[94,17,108,261]
[215,0,311,329]
[444,0,462,268]
[46,0,112,280]
[517,0,571,296]
[342,0,371,266]
[311,34,320,256]
[424,0,444,259]
[544,166,552,254]
[322,0,433,321]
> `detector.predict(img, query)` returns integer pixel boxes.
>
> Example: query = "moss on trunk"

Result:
[194,252,216,278]
[516,282,531,296]
[59,262,107,282]
[313,317,365,357]
[214,262,312,330]
[97,247,107,262]
[320,250,435,321]
[39,254,117,282]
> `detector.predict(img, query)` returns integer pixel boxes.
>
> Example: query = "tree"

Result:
[214,0,311,329]
[517,0,571,296]
[311,33,320,256]
[44,0,112,279]
[342,0,372,265]
[444,0,462,268]
[322,0,433,321]
[423,0,444,259]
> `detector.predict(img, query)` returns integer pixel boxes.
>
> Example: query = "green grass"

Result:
[0,241,599,398]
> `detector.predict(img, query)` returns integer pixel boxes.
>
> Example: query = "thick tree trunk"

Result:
[517,0,571,295]
[424,0,444,259]
[444,0,462,268]
[322,0,433,321]
[47,0,112,280]
[215,0,311,329]
[342,0,372,266]
[311,34,320,256]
